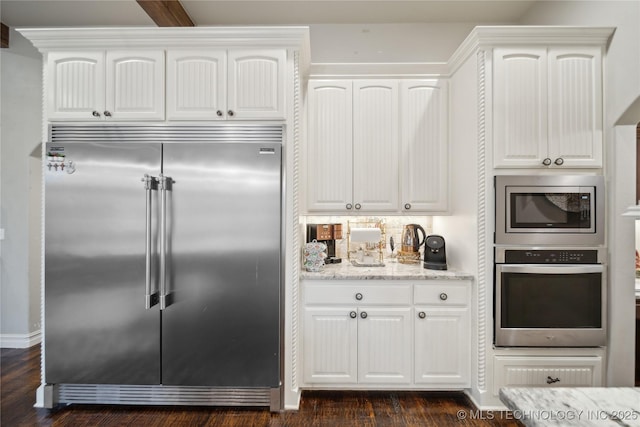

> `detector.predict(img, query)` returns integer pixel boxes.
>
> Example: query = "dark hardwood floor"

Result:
[1,346,521,426]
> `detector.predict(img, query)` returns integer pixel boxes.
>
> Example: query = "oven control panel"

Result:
[503,249,599,264]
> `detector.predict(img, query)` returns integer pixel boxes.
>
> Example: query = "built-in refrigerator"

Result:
[43,125,283,409]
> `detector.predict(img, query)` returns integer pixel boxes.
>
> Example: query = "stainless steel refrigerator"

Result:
[43,125,283,409]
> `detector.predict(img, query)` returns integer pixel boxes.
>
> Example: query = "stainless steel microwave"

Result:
[495,175,604,246]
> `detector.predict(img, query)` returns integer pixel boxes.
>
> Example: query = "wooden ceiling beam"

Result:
[136,0,195,27]
[1,23,9,48]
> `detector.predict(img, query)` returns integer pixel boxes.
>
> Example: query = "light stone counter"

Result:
[499,387,640,426]
[300,260,473,281]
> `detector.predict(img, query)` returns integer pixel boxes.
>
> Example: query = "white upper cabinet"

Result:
[400,80,448,212]
[353,80,399,212]
[306,80,353,211]
[306,79,448,214]
[47,50,165,121]
[166,50,226,120]
[493,46,603,168]
[167,49,286,121]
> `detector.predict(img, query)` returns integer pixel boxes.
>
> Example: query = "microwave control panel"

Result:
[503,249,599,264]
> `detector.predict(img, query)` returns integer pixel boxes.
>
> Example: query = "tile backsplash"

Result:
[303,215,433,259]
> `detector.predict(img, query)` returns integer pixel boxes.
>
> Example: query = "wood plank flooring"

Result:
[1,346,521,426]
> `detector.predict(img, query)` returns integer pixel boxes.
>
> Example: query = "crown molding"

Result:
[309,62,448,79]
[17,26,310,50]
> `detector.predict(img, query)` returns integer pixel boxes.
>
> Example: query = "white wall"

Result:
[0,28,43,347]
[520,0,640,386]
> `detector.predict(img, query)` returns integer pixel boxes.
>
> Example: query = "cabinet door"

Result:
[414,307,470,387]
[357,307,411,384]
[493,48,548,168]
[353,81,399,212]
[306,81,354,212]
[548,47,603,168]
[105,50,165,120]
[303,307,358,384]
[47,51,106,121]
[227,49,286,120]
[166,50,226,120]
[400,80,448,212]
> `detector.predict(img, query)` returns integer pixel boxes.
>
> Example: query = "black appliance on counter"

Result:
[423,235,447,270]
[307,224,342,264]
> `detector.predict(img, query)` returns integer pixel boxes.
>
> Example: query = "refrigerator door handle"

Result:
[159,174,172,310]
[143,174,159,309]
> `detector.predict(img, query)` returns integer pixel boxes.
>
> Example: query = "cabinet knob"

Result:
[355,292,363,301]
[546,376,561,384]
[228,110,235,117]
[360,311,367,319]
[542,158,552,166]
[439,293,448,301]
[216,110,223,117]
[92,110,101,117]
[554,157,564,166]
[404,203,411,210]
[346,203,353,210]
[354,203,362,210]
[103,111,112,117]
[350,311,357,319]
[418,311,426,319]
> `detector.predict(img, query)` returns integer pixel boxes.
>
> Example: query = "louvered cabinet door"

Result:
[493,47,548,168]
[548,46,603,168]
[227,49,286,120]
[400,80,448,212]
[166,50,226,120]
[352,80,399,212]
[105,50,165,120]
[47,52,106,121]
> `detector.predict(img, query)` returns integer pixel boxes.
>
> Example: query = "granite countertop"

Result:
[300,260,473,280]
[499,387,640,426]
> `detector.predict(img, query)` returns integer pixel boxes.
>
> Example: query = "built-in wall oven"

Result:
[495,247,606,347]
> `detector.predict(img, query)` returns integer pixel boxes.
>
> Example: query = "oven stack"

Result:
[494,175,606,348]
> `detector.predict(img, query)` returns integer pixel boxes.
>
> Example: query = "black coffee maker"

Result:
[307,224,342,264]
[423,235,447,270]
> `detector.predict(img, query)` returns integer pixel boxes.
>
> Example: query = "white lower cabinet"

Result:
[302,280,471,389]
[493,355,603,396]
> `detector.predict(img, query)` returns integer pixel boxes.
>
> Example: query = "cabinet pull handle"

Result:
[228,110,235,117]
[103,111,112,117]
[355,293,363,301]
[216,110,223,117]
[546,376,561,384]
[418,311,426,319]
[360,311,367,319]
[439,293,448,301]
[554,157,564,166]
[92,110,101,117]
[355,203,362,210]
[404,203,411,210]
[542,158,552,166]
[346,203,353,210]
[350,311,357,319]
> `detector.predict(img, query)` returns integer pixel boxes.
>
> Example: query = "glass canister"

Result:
[303,239,327,272]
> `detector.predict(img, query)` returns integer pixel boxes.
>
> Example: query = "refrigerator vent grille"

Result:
[57,384,271,406]
[50,125,284,143]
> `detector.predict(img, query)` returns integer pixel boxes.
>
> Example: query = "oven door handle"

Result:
[496,264,604,275]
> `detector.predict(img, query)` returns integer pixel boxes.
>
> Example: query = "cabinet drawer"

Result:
[305,283,411,305]
[414,281,469,306]
[493,356,603,396]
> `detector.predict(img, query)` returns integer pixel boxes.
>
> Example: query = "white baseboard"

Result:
[0,330,42,348]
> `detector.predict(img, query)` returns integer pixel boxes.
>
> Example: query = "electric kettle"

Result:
[401,224,426,253]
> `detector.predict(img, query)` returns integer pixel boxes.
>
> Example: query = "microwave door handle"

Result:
[498,264,604,275]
